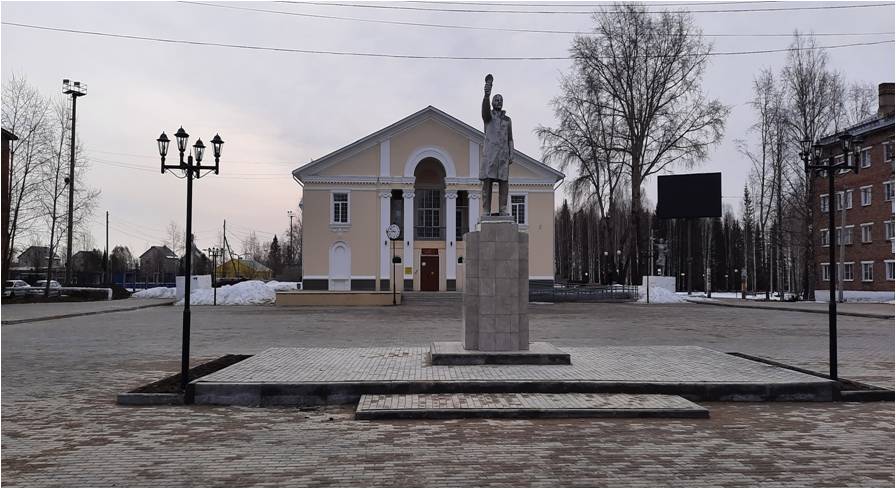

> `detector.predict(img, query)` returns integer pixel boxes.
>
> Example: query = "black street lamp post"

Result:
[801,135,861,381]
[157,128,224,393]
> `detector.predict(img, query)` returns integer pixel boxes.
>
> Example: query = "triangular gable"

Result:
[293,106,564,182]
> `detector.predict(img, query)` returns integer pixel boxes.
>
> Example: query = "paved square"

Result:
[2,299,893,486]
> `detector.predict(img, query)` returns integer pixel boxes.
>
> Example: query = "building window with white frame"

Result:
[820,194,829,213]
[885,141,894,162]
[511,194,527,225]
[860,186,872,206]
[860,147,871,168]
[861,223,873,243]
[820,228,829,247]
[885,220,894,241]
[820,263,830,281]
[835,190,853,210]
[835,226,853,246]
[884,181,894,202]
[842,262,854,281]
[845,189,853,209]
[886,260,895,281]
[331,192,350,225]
[861,261,874,282]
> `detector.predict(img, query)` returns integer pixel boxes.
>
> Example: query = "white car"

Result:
[4,280,31,297]
[31,280,62,297]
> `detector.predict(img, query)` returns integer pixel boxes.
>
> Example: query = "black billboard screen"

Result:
[656,172,722,219]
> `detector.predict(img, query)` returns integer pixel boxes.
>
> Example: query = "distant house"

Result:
[16,246,61,270]
[216,258,273,280]
[71,249,104,285]
[139,245,179,284]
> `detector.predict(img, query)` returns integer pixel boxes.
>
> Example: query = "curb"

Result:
[685,299,894,319]
[1,300,177,325]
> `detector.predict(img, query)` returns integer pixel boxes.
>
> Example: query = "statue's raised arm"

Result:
[482,74,493,125]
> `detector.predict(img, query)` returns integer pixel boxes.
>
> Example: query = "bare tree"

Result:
[782,32,843,300]
[2,75,51,284]
[835,80,877,129]
[165,220,184,256]
[570,2,729,282]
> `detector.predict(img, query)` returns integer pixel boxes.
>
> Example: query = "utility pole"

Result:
[104,210,109,283]
[287,210,295,267]
[62,79,86,286]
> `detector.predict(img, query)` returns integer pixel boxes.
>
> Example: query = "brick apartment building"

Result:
[814,82,895,300]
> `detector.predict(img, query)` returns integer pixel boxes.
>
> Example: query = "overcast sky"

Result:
[2,1,894,256]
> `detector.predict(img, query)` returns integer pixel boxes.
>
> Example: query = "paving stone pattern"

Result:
[2,300,893,486]
[358,392,703,411]
[200,345,827,385]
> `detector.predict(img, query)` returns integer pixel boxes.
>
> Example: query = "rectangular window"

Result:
[416,189,442,240]
[820,229,829,247]
[885,221,894,241]
[455,191,469,240]
[331,192,349,224]
[820,194,829,213]
[861,262,874,282]
[860,148,872,168]
[511,194,527,225]
[884,181,894,202]
[861,223,873,243]
[886,260,895,281]
[835,226,853,246]
[842,262,854,281]
[845,189,853,209]
[836,191,844,211]
[860,186,872,206]
[820,263,830,281]
[835,191,853,210]
[885,141,894,162]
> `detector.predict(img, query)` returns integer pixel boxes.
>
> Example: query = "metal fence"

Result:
[529,283,639,303]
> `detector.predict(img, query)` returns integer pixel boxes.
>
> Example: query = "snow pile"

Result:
[637,285,686,304]
[264,281,300,292]
[133,287,176,299]
[176,280,276,306]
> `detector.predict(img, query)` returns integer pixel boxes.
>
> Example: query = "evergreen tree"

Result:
[268,235,283,276]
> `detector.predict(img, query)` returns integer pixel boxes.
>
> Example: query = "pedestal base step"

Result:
[430,341,571,365]
[355,393,709,420]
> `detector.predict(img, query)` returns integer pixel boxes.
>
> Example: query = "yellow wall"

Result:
[390,118,470,177]
[318,144,379,176]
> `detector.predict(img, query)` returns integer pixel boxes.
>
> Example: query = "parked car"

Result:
[4,280,31,297]
[30,280,62,297]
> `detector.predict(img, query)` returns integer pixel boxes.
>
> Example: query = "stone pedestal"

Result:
[463,215,529,351]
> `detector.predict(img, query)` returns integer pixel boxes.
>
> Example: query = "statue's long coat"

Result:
[481,107,513,181]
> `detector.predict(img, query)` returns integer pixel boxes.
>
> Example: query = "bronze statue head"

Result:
[492,94,503,111]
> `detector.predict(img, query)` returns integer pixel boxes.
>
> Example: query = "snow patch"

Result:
[265,281,300,292]
[133,287,176,299]
[175,280,274,306]
[637,285,686,304]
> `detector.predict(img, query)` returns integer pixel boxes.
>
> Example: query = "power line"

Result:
[4,21,893,60]
[404,1,779,6]
[279,0,893,15]
[182,1,895,38]
[90,148,297,165]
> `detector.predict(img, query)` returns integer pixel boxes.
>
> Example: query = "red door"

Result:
[420,249,439,291]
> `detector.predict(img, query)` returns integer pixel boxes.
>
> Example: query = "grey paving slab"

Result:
[356,393,709,419]
[198,345,831,385]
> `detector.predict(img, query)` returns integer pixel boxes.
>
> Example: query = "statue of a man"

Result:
[480,74,513,216]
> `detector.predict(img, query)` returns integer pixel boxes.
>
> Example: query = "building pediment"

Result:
[293,106,563,184]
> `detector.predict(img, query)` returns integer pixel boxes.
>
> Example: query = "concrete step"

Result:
[355,393,709,420]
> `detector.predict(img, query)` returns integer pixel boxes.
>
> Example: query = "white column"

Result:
[468,141,480,177]
[379,140,391,176]
[445,190,457,280]
[379,191,392,285]
[403,190,415,287]
[469,191,481,231]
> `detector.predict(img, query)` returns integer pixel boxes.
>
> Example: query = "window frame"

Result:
[860,185,872,206]
[820,194,829,213]
[886,260,895,281]
[885,220,894,241]
[510,193,528,226]
[820,262,830,282]
[860,147,872,168]
[860,222,873,243]
[861,261,874,282]
[884,181,894,202]
[330,190,351,226]
[820,228,830,247]
[842,262,854,282]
